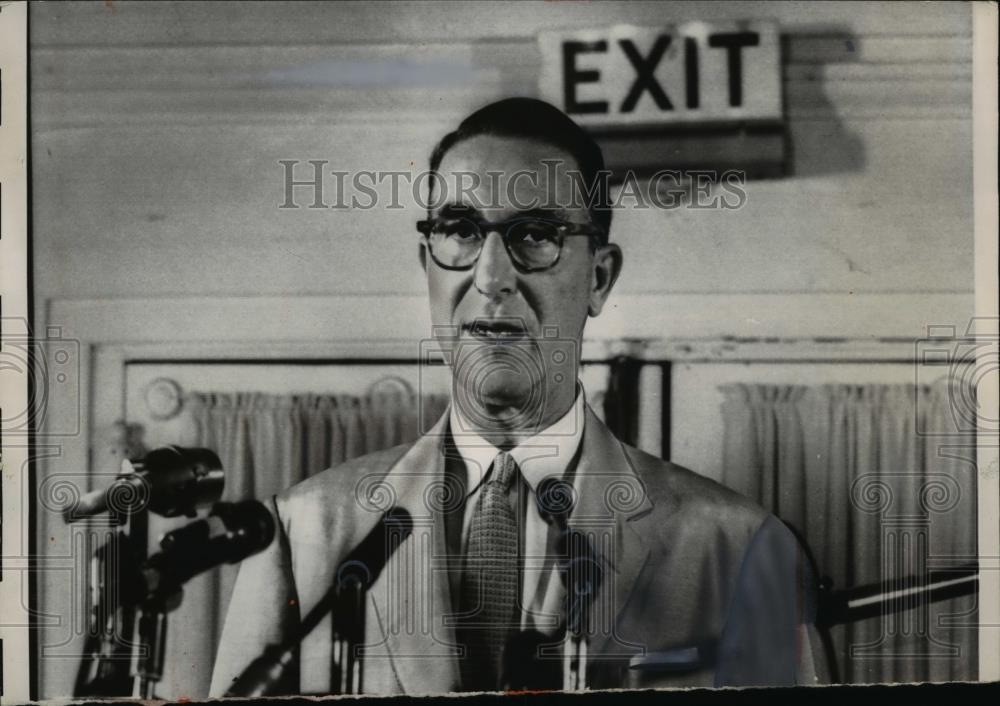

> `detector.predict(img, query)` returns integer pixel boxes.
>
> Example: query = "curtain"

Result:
[720,382,978,684]
[159,389,449,699]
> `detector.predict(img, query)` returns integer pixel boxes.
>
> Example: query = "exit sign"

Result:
[539,22,782,127]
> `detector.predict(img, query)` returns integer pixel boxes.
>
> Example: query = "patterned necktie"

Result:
[459,451,520,691]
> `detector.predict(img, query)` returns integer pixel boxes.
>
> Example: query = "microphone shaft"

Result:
[820,563,978,626]
[225,509,412,697]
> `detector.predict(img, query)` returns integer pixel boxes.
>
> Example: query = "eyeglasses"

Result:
[416,215,606,273]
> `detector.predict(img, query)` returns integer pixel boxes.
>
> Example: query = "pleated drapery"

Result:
[157,389,449,699]
[190,391,449,503]
[720,382,978,683]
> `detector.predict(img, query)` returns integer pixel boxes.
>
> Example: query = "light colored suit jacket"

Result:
[210,405,819,695]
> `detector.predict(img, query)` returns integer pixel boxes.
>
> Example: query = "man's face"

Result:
[421,135,622,434]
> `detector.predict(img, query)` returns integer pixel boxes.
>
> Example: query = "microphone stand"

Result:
[534,477,602,692]
[74,510,146,697]
[563,633,588,691]
[131,499,277,697]
[818,562,979,628]
[561,529,601,691]
[497,530,601,692]
[223,584,346,697]
[331,574,366,694]
[136,595,173,699]
[69,447,225,698]
[781,521,979,682]
[225,509,413,697]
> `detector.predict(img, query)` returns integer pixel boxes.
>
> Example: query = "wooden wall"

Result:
[31,1,973,307]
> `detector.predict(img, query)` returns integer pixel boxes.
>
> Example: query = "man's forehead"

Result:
[433,134,589,218]
[436,134,581,176]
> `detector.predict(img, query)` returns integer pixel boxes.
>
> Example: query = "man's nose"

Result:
[472,231,516,298]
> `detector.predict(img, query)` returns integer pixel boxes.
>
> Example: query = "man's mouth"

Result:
[463,318,531,343]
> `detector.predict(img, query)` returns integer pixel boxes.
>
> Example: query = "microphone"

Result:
[535,477,576,529]
[561,530,603,637]
[536,477,602,635]
[333,507,414,596]
[557,534,602,692]
[330,507,413,694]
[64,446,224,523]
[141,500,276,600]
[536,477,601,690]
[225,507,413,697]
[131,500,275,697]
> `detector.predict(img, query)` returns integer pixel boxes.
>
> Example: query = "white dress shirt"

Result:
[449,389,586,633]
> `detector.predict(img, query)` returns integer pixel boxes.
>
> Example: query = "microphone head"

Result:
[64,446,225,523]
[139,446,225,517]
[142,500,275,598]
[535,477,576,527]
[335,507,413,594]
[215,500,277,560]
[383,507,414,538]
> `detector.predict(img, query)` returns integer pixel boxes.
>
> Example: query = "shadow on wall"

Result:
[780,28,866,178]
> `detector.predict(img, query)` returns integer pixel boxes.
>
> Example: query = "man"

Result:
[210,98,819,695]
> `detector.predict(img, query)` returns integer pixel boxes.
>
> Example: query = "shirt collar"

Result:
[449,388,586,496]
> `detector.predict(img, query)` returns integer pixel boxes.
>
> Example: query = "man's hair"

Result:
[428,97,612,242]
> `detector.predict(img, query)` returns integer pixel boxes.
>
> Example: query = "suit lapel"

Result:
[568,406,653,660]
[368,409,460,694]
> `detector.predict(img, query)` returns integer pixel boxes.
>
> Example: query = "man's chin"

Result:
[454,381,541,429]
[470,382,530,411]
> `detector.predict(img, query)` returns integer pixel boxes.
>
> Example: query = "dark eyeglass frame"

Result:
[415,215,607,273]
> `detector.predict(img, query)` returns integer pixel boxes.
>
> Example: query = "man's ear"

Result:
[588,243,623,317]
